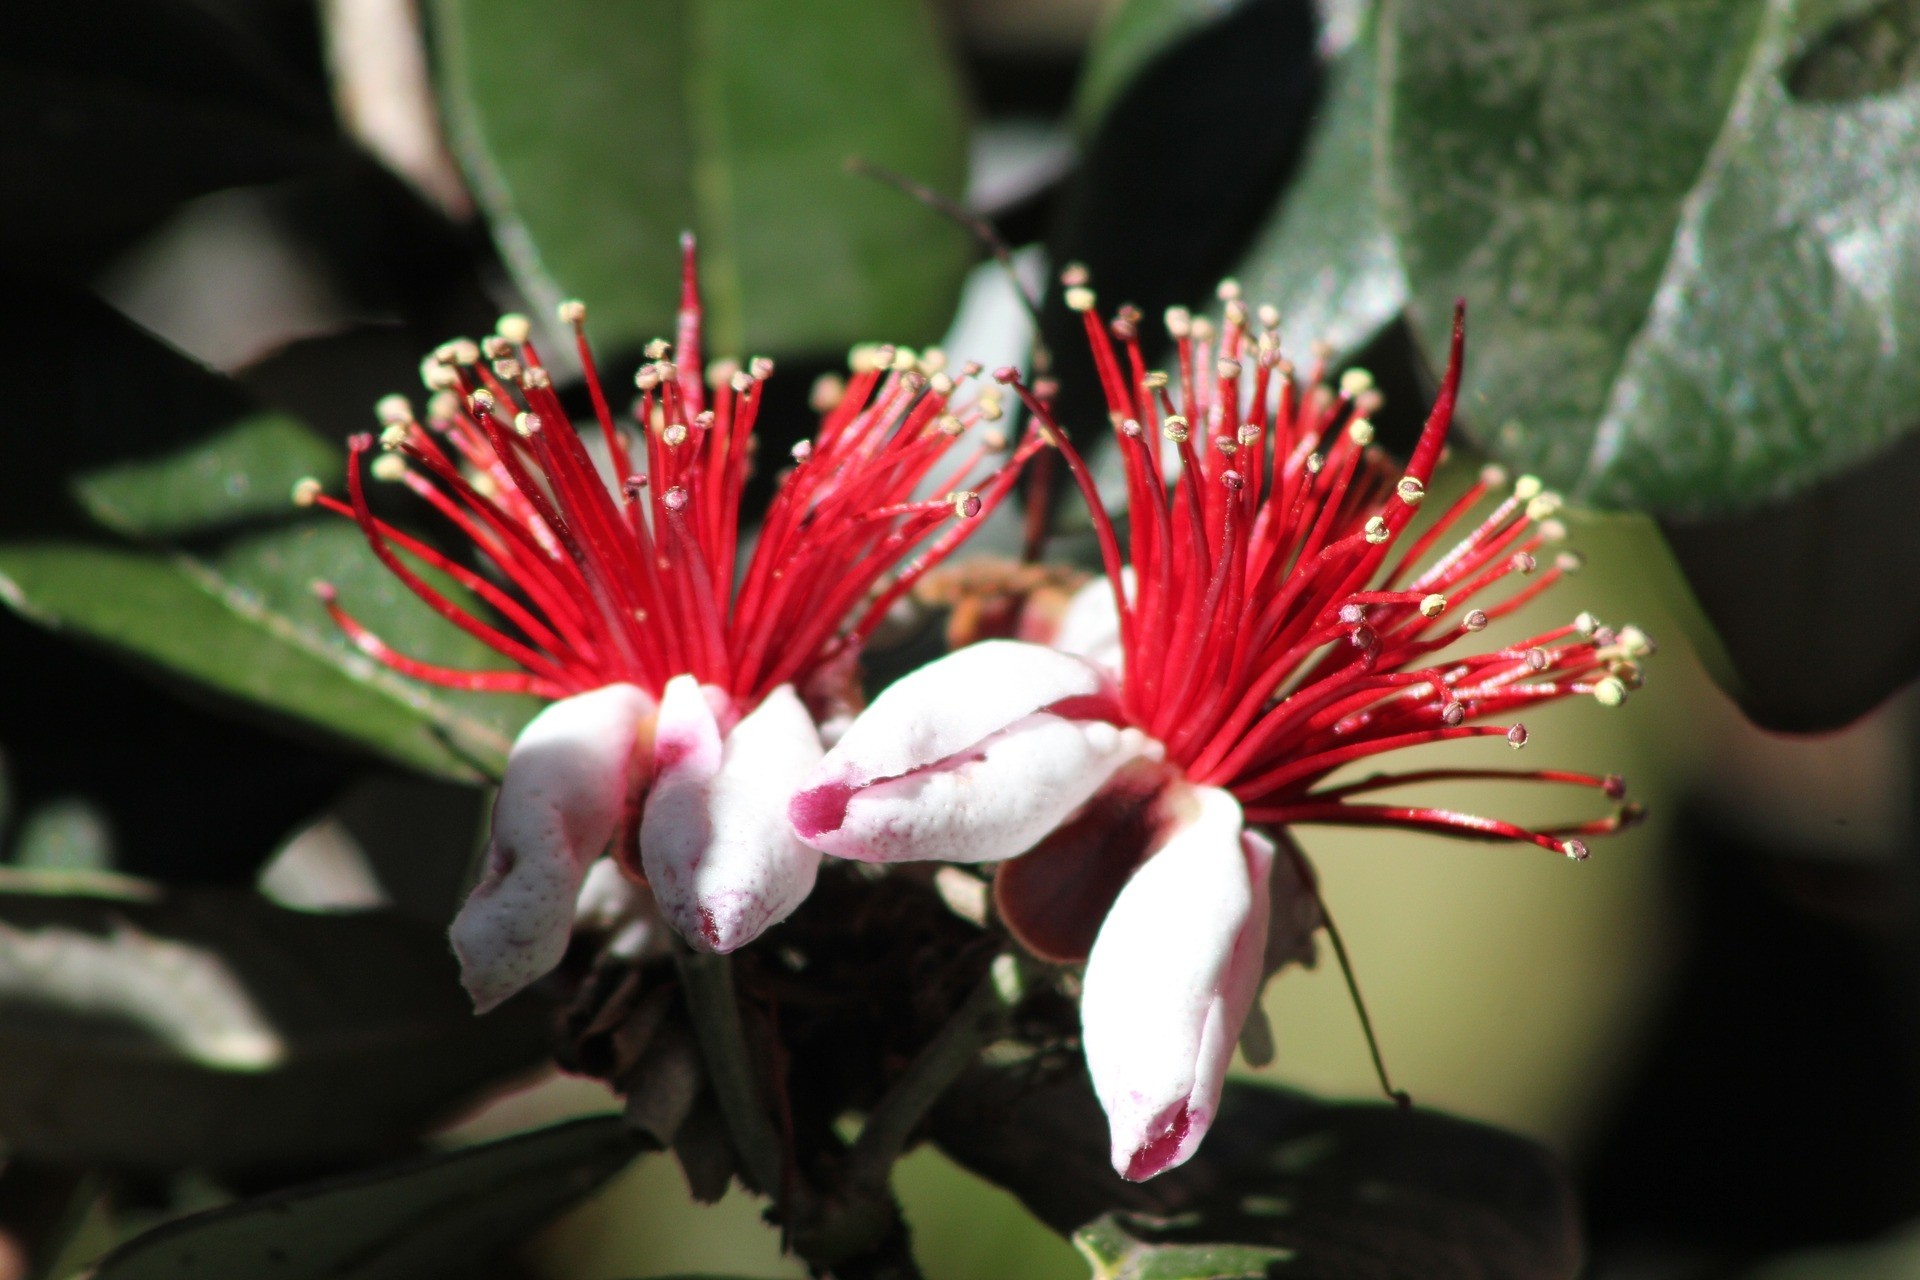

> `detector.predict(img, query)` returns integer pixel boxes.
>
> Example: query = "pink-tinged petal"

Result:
[641,678,825,953]
[1080,782,1273,1181]
[797,711,1158,864]
[450,683,653,1013]
[804,640,1113,791]
[1050,571,1130,675]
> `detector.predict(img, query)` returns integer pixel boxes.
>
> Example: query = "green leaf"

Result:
[0,876,551,1173]
[1382,0,1920,516]
[934,1069,1579,1279]
[432,0,974,359]
[86,1116,640,1279]
[1231,16,1406,363]
[1076,1217,1291,1280]
[0,282,534,782]
[1075,0,1257,135]
[72,413,341,539]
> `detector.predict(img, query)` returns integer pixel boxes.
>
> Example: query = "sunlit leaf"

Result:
[1382,0,1920,515]
[0,282,534,782]
[87,1116,639,1278]
[1230,15,1405,364]
[0,875,549,1173]
[432,0,973,358]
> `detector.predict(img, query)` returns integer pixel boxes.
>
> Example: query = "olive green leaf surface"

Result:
[1382,0,1920,516]
[85,1116,640,1279]
[432,0,974,359]
[0,874,549,1173]
[0,283,535,782]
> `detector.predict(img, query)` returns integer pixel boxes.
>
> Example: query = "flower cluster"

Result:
[789,276,1649,1179]
[312,247,1647,1183]
[302,238,1036,1010]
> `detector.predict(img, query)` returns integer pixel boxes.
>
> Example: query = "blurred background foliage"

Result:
[6,0,1920,1277]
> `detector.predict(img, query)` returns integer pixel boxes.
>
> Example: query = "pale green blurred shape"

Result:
[1745,1219,1920,1279]
[485,502,1760,1277]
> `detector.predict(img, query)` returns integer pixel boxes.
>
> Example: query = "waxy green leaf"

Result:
[1231,14,1406,364]
[0,876,549,1173]
[0,284,534,782]
[88,1116,639,1278]
[433,0,974,358]
[1382,0,1920,515]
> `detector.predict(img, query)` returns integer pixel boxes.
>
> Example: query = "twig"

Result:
[674,949,788,1196]
[846,969,1009,1189]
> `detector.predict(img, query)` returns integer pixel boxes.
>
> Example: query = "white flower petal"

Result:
[449,683,652,1013]
[642,678,825,953]
[810,640,1110,789]
[799,711,1157,864]
[1052,571,1131,676]
[1080,783,1273,1181]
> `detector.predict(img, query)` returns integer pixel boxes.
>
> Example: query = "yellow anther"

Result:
[662,423,689,447]
[1162,416,1190,444]
[978,390,1004,421]
[1257,303,1281,330]
[291,477,322,507]
[1575,610,1601,636]
[1237,423,1261,446]
[1143,371,1169,391]
[1538,518,1569,543]
[1060,262,1090,287]
[1420,594,1447,618]
[810,373,845,412]
[1619,624,1656,657]
[419,357,456,392]
[1216,358,1242,379]
[557,300,587,326]
[1190,316,1215,343]
[449,339,481,366]
[375,394,413,426]
[1593,676,1629,708]
[1065,285,1096,312]
[1397,475,1426,505]
[1216,278,1241,301]
[1339,368,1375,396]
[512,411,539,437]
[930,372,955,396]
[1348,418,1375,446]
[468,388,497,412]
[950,490,982,519]
[1364,516,1390,545]
[1164,306,1192,338]
[920,348,947,374]
[370,454,407,482]
[1526,492,1562,521]
[936,414,965,436]
[495,313,531,345]
[378,424,408,450]
[731,371,754,394]
[1514,474,1544,502]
